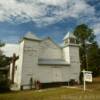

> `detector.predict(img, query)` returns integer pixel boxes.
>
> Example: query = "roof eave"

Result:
[38,63,70,66]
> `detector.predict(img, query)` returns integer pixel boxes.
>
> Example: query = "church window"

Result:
[70,38,76,44]
[65,39,68,44]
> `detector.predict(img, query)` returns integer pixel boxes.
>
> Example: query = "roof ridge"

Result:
[24,32,41,41]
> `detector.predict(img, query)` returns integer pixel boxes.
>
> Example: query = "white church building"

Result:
[2,32,80,90]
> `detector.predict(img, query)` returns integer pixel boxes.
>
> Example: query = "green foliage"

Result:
[87,42,100,76]
[74,24,100,76]
[74,24,95,70]
[0,78,10,92]
[0,55,11,68]
[0,41,11,68]
[0,42,11,91]
[74,24,95,43]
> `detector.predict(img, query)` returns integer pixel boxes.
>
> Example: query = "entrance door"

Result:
[53,68,62,82]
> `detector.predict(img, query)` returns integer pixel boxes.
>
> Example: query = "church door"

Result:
[53,68,62,82]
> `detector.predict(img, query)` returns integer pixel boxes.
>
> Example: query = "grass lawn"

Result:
[0,77,100,100]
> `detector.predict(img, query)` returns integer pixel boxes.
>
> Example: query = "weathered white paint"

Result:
[68,45,80,83]
[3,32,80,90]
[63,46,70,63]
[39,38,63,59]
[11,41,25,90]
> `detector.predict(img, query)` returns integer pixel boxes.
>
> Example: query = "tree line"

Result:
[0,42,11,92]
[74,24,100,76]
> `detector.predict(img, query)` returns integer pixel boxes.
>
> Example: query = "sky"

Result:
[0,0,100,45]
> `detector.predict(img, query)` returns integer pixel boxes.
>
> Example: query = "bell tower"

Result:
[63,32,78,64]
[63,32,77,45]
[63,32,80,82]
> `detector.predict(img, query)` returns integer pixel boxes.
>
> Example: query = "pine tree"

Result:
[73,24,98,72]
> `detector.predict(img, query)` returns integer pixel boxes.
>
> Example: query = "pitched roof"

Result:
[63,32,76,40]
[38,59,69,66]
[42,37,61,48]
[24,32,41,41]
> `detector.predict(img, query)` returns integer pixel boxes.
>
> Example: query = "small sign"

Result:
[84,72,92,82]
[82,70,92,91]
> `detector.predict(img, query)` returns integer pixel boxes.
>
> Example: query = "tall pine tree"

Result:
[73,24,99,74]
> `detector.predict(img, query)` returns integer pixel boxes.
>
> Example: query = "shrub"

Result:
[0,79,11,92]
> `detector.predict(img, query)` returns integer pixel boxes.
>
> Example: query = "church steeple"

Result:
[63,32,76,45]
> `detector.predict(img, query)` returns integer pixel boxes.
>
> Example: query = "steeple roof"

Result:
[24,32,41,41]
[63,32,76,40]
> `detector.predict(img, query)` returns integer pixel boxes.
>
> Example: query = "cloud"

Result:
[0,0,99,45]
[93,23,100,35]
[0,0,96,26]
[0,0,45,23]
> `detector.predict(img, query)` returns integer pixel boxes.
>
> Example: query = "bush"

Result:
[79,72,83,84]
[69,79,76,86]
[0,79,10,92]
